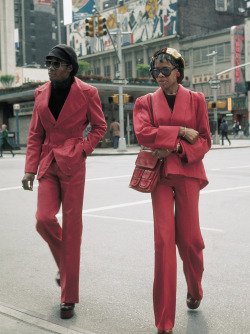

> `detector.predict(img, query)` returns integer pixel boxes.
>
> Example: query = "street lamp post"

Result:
[207,51,220,144]
[117,22,127,151]
[13,104,20,148]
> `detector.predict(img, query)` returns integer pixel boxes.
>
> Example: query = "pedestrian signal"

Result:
[85,17,94,37]
[97,16,107,37]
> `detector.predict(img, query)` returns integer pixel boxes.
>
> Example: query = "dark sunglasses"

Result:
[152,67,176,78]
[45,60,69,69]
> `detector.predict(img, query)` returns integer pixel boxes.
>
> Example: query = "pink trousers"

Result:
[36,160,85,303]
[151,175,205,331]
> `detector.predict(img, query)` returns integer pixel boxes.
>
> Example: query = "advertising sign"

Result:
[69,0,177,57]
[231,26,246,93]
[72,0,95,22]
[34,0,52,13]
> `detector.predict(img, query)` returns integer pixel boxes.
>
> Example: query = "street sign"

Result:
[209,79,221,85]
[113,79,128,85]
[210,84,220,89]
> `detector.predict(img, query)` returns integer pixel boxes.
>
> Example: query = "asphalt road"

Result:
[0,148,250,334]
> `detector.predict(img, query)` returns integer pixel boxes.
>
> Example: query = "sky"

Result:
[63,0,72,25]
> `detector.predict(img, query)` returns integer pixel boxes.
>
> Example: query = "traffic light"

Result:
[97,16,107,37]
[208,101,216,109]
[109,94,119,104]
[123,94,133,104]
[85,17,94,37]
[208,101,226,109]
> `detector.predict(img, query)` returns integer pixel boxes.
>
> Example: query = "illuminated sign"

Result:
[231,26,246,93]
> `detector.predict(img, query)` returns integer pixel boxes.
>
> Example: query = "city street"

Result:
[0,147,250,334]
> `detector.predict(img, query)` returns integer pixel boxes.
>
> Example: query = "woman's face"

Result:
[153,59,179,93]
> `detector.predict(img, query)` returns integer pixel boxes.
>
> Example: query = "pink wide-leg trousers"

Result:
[151,175,205,331]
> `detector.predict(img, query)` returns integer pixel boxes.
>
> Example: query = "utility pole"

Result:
[57,0,62,44]
[207,51,220,144]
[117,22,126,151]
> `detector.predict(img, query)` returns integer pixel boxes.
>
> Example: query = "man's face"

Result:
[46,57,73,82]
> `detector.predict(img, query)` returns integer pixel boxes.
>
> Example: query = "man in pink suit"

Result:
[22,44,107,319]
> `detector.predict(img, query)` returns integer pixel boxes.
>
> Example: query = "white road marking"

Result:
[210,165,250,171]
[83,213,224,232]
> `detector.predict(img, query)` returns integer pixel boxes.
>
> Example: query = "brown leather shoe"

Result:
[186,292,201,310]
[157,329,173,333]
[60,303,75,319]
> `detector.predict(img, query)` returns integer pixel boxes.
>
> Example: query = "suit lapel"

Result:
[55,79,86,127]
[171,84,190,125]
[36,82,56,125]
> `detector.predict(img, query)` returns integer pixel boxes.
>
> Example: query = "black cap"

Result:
[46,44,78,76]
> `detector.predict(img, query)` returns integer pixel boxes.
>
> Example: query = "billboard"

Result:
[34,0,52,13]
[72,0,95,22]
[231,26,246,94]
[69,0,177,57]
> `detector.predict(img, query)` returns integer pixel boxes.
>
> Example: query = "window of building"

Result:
[32,42,36,49]
[193,42,230,66]
[181,50,189,67]
[30,3,34,10]
[52,7,56,15]
[94,67,101,75]
[15,16,19,25]
[32,55,36,62]
[104,65,111,77]
[52,32,56,40]
[215,0,227,12]
[30,16,35,24]
[52,20,56,28]
[193,49,201,65]
[125,60,132,78]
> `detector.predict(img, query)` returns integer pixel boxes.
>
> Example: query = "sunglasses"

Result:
[152,67,176,78]
[45,60,69,69]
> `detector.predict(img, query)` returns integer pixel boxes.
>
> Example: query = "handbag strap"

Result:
[149,93,155,126]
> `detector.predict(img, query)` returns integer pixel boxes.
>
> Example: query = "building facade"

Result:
[14,0,66,68]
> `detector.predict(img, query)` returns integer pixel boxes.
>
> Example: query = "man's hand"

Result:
[22,173,35,191]
[152,148,172,159]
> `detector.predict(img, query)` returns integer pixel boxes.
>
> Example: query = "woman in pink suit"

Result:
[133,48,211,333]
[22,45,107,319]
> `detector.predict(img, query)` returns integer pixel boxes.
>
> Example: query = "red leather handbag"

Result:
[129,150,162,193]
[129,94,163,193]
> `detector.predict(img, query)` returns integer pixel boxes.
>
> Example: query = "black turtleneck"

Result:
[164,93,176,112]
[49,76,74,120]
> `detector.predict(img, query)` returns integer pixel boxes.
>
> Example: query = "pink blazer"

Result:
[25,77,107,179]
[133,85,211,189]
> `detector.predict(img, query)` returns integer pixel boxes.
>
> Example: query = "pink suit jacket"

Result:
[133,85,211,189]
[25,77,107,179]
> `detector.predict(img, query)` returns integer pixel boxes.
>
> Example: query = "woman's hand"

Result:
[152,148,172,159]
[179,127,199,145]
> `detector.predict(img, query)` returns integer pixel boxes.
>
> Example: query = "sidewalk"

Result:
[10,139,250,157]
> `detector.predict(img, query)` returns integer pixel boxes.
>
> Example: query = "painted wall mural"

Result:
[69,0,177,57]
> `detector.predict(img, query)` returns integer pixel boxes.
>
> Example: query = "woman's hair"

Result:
[149,47,185,83]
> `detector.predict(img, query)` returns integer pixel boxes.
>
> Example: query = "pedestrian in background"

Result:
[110,118,120,149]
[22,44,107,319]
[0,124,15,157]
[220,119,231,145]
[133,47,211,334]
